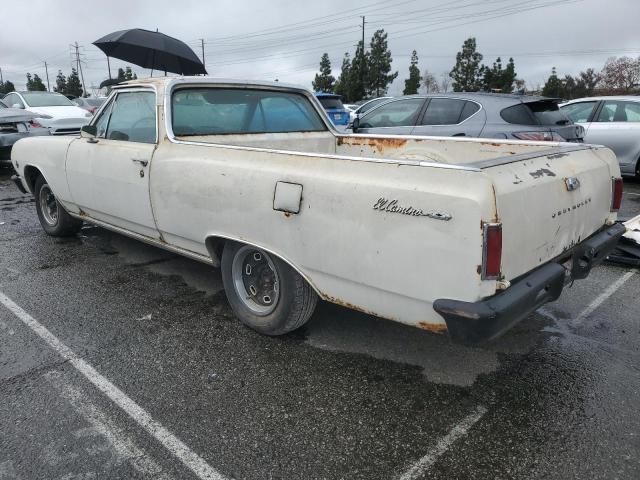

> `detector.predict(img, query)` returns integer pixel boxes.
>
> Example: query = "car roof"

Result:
[562,96,640,103]
[397,92,559,103]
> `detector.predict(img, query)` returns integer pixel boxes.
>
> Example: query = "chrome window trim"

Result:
[162,80,481,173]
[360,96,484,128]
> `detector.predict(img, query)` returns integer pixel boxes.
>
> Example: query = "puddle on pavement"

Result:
[305,303,551,387]
[75,225,551,387]
[79,225,222,296]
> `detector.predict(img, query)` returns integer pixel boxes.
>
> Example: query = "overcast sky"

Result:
[1,0,638,96]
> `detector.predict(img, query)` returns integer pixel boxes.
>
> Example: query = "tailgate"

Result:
[481,145,618,281]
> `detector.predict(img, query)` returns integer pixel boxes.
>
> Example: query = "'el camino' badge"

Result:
[373,198,452,221]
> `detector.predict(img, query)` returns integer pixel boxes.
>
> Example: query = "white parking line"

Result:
[397,406,487,480]
[571,270,636,327]
[45,371,173,480]
[0,291,229,480]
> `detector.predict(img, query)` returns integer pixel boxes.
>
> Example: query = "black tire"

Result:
[34,175,82,237]
[221,241,318,335]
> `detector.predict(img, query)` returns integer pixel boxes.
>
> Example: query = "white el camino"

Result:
[10,77,626,344]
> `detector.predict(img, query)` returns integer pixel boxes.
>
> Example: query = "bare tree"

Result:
[601,56,640,92]
[440,72,451,93]
[422,69,439,93]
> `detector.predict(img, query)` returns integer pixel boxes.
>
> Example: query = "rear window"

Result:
[501,101,569,126]
[318,97,344,110]
[172,88,327,135]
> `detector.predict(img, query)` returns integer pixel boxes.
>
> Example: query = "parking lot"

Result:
[0,164,639,480]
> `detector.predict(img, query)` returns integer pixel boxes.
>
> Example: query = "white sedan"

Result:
[561,96,640,177]
[2,91,92,135]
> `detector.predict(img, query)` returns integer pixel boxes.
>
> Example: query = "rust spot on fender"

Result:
[337,136,408,154]
[78,209,88,217]
[418,322,448,334]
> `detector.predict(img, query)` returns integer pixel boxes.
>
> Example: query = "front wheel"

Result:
[221,242,318,335]
[34,175,82,237]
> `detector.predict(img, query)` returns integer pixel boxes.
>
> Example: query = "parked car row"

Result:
[0,99,50,165]
[330,91,639,177]
[560,96,640,177]
[2,91,92,136]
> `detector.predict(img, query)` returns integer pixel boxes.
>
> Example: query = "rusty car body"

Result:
[10,77,626,343]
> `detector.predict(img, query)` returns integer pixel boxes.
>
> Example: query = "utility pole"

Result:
[200,39,205,72]
[360,15,366,96]
[44,61,50,91]
[73,42,87,96]
[0,67,3,84]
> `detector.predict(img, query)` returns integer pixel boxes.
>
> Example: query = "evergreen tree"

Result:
[0,80,15,95]
[117,66,138,82]
[348,41,369,102]
[54,70,67,94]
[26,73,47,91]
[312,53,336,93]
[334,53,351,101]
[449,37,484,92]
[482,57,517,93]
[403,50,421,95]
[542,67,563,97]
[367,29,398,97]
[66,68,84,98]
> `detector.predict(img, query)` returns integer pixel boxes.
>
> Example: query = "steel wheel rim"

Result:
[231,246,280,315]
[39,184,59,226]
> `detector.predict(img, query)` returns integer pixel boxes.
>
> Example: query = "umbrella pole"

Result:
[107,56,112,80]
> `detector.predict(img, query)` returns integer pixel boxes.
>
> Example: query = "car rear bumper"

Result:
[433,223,627,344]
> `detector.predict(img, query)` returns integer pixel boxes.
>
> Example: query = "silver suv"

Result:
[351,92,584,143]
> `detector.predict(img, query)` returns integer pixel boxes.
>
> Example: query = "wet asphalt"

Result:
[0,165,639,480]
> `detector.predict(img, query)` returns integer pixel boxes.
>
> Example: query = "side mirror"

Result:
[12,104,24,109]
[351,116,360,133]
[80,124,98,142]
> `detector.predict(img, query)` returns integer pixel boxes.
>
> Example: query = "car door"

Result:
[584,100,640,172]
[356,98,426,135]
[411,98,484,137]
[65,89,159,238]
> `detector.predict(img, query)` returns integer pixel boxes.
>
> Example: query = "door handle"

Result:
[131,158,148,167]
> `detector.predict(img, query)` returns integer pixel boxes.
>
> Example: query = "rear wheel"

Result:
[221,242,318,335]
[34,175,82,236]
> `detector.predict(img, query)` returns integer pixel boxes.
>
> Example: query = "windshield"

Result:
[22,92,75,107]
[318,97,344,110]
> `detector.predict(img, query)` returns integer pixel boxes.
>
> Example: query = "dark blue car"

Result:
[315,92,350,126]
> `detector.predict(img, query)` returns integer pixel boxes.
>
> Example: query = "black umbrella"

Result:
[93,28,207,76]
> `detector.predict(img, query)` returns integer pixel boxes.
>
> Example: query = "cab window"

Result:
[96,91,156,143]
